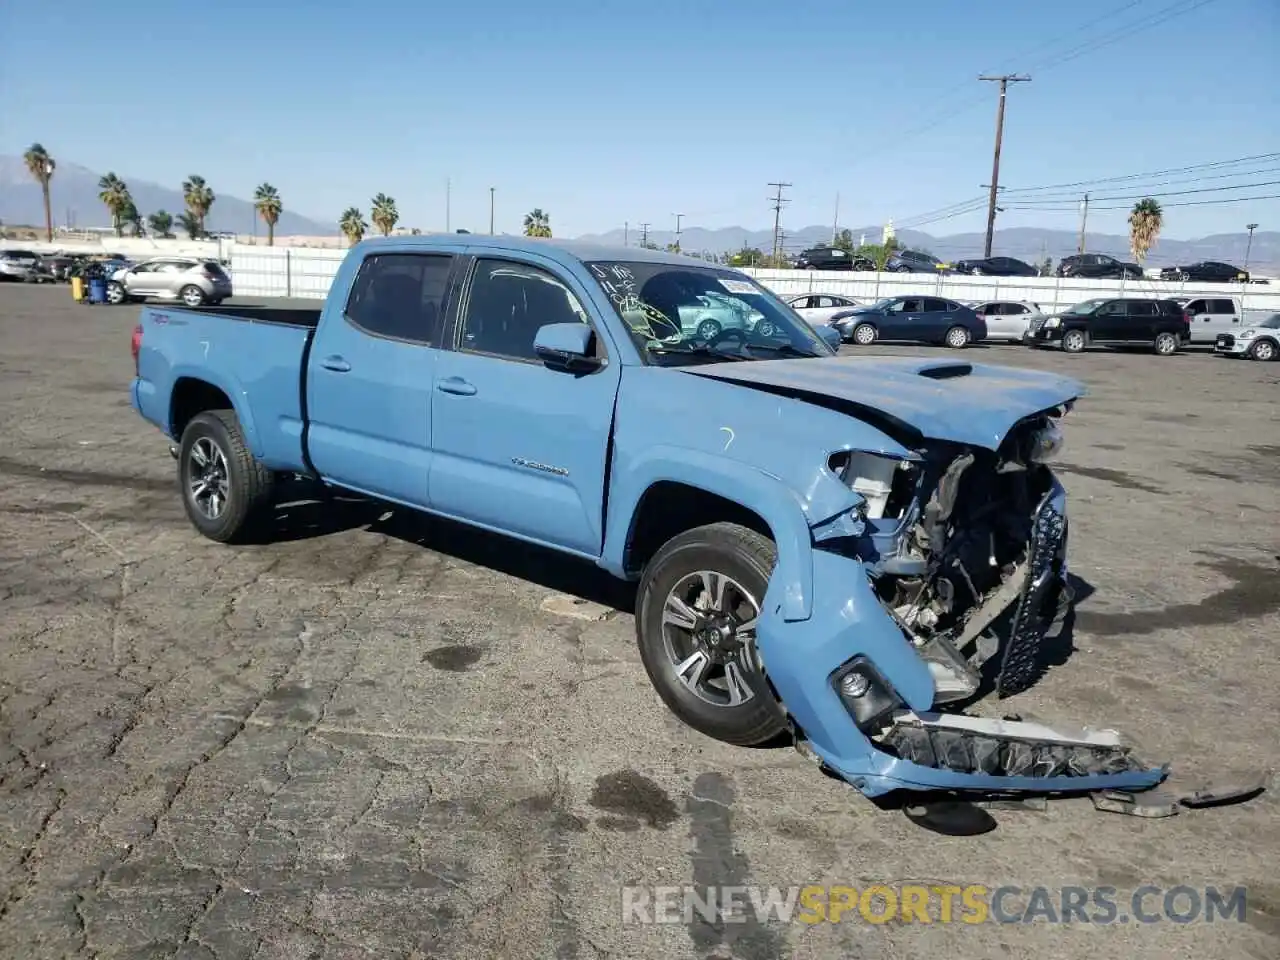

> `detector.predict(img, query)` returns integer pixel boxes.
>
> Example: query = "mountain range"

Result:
[2,155,1275,271]
[0,155,336,236]
[574,224,1279,272]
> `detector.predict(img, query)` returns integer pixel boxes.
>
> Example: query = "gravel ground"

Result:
[1,283,1278,960]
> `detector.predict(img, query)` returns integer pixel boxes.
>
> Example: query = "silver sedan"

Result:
[783,293,861,327]
[969,299,1045,341]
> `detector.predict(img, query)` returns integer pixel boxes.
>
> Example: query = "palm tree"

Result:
[119,199,143,237]
[181,175,216,237]
[253,183,283,246]
[339,207,368,246]
[97,173,130,237]
[148,210,175,238]
[23,144,56,242]
[523,208,551,238]
[177,212,201,240]
[1129,198,1164,265]
[370,194,398,236]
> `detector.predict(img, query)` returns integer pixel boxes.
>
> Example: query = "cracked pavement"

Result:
[1,284,1278,959]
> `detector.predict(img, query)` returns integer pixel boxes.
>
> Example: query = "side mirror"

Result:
[817,325,841,350]
[533,322,602,373]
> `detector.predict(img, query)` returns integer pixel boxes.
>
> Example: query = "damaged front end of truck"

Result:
[742,363,1171,803]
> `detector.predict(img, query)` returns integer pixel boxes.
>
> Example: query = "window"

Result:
[1209,299,1235,314]
[894,298,923,313]
[344,253,453,345]
[460,258,590,363]
[1126,301,1157,316]
[923,298,950,312]
[1096,301,1126,316]
[793,296,816,309]
[1185,299,1206,314]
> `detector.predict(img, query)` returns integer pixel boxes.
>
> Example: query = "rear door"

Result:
[1202,298,1241,341]
[1123,300,1160,341]
[306,251,456,507]
[428,254,622,556]
[922,298,953,340]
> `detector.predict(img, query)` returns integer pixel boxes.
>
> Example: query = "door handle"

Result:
[320,355,351,372]
[436,377,477,396]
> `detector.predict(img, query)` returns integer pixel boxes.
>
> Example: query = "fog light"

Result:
[840,672,871,698]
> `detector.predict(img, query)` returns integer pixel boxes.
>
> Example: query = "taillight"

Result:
[131,323,143,373]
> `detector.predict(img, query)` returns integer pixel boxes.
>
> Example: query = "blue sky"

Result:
[3,0,1277,240]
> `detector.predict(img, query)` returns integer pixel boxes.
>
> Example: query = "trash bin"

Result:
[71,276,85,302]
[87,277,108,304]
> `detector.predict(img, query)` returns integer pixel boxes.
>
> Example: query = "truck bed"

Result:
[191,304,323,328]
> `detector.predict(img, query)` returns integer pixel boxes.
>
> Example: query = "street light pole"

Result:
[1244,222,1258,273]
[489,187,495,234]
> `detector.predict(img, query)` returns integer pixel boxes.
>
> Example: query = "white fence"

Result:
[229,246,1280,316]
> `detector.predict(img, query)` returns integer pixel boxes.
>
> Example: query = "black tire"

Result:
[180,284,207,308]
[636,522,787,747]
[1153,332,1179,356]
[177,410,274,543]
[852,323,877,346]
[1060,329,1087,353]
[1248,338,1277,361]
[944,325,971,349]
[696,318,722,340]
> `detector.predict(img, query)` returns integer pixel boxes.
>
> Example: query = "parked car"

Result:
[953,256,1038,277]
[38,252,81,282]
[885,249,949,273]
[128,235,1166,802]
[1159,261,1248,283]
[783,293,861,326]
[0,249,44,282]
[107,258,233,307]
[971,300,1044,341]
[1213,313,1280,361]
[795,246,875,271]
[830,296,985,348]
[674,290,773,339]
[1180,296,1245,345]
[1056,254,1143,280]
[1025,297,1190,355]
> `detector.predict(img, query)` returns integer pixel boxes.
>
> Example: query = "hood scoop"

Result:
[917,362,973,380]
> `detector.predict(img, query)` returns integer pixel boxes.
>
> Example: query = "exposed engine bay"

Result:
[828,406,1071,708]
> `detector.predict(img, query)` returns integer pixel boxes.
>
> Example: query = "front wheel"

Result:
[106,282,127,305]
[636,522,786,747]
[178,410,275,543]
[696,318,722,340]
[1248,338,1276,361]
[852,323,877,346]
[1153,332,1179,356]
[944,325,971,349]
[1061,329,1087,353]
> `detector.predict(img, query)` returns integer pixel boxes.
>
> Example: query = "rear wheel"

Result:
[178,410,274,543]
[180,284,206,308]
[696,318,722,340]
[944,325,971,349]
[1153,332,1179,356]
[636,522,786,747]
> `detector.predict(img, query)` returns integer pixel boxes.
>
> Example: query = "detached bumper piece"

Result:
[995,488,1068,697]
[880,712,1151,782]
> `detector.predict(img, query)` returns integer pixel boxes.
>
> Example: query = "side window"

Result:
[1096,301,1125,316]
[899,298,924,312]
[1184,299,1206,314]
[923,298,950,312]
[344,253,453,345]
[1126,301,1157,317]
[1209,299,1235,314]
[460,258,591,363]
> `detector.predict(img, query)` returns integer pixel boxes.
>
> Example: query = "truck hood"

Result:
[683,355,1084,450]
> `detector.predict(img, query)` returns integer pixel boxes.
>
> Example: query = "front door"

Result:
[881,297,922,339]
[306,251,455,507]
[429,255,621,556]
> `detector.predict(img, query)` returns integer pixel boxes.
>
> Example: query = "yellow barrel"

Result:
[70,276,85,301]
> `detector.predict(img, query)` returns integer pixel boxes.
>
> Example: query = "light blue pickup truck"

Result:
[130,235,1168,802]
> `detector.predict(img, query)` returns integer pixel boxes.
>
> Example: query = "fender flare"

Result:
[602,445,816,622]
[167,366,262,457]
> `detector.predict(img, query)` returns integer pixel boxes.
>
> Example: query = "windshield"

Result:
[584,260,835,365]
[1062,298,1107,316]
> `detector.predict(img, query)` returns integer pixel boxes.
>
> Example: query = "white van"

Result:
[1182,297,1242,344]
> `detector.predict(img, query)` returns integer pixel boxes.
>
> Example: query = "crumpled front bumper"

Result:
[757,476,1168,798]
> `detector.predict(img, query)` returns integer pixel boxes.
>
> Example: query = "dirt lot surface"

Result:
[1,283,1278,959]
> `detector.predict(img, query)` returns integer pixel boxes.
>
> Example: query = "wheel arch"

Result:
[169,374,261,454]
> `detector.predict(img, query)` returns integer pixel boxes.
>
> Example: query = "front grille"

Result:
[995,492,1067,697]
[1217,334,1235,348]
[1028,317,1046,334]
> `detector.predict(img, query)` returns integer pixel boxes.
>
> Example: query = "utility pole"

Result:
[978,74,1030,258]
[832,192,840,244]
[624,221,629,246]
[446,177,452,233]
[768,181,791,262]
[489,187,495,234]
[673,213,684,251]
[1244,222,1259,272]
[1077,193,1090,254]
[639,222,650,248]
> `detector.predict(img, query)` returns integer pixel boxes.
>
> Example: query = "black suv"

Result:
[1026,298,1191,355]
[795,245,874,271]
[952,255,1038,277]
[1056,253,1143,280]
[1159,260,1249,283]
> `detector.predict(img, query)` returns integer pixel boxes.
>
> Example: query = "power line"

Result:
[1004,179,1280,208]
[1000,152,1280,196]
[1023,0,1220,75]
[1068,192,1280,211]
[767,182,791,261]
